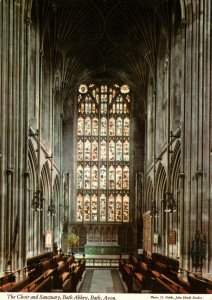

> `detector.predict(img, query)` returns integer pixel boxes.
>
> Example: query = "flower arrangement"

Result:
[69,233,79,254]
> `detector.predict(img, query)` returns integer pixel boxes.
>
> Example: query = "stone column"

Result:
[0,0,8,275]
[202,0,212,276]
[179,17,186,270]
[23,15,32,267]
[5,0,15,272]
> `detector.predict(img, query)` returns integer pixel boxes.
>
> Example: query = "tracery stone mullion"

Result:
[191,0,200,232]
[23,11,33,264]
[0,0,7,274]
[5,0,14,271]
[18,0,27,271]
[202,0,212,273]
[179,17,186,271]
[182,4,193,271]
[13,0,20,272]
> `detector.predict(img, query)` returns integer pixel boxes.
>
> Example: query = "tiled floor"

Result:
[79,269,126,293]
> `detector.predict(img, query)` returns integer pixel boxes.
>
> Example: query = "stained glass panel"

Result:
[100,193,106,221]
[116,117,122,136]
[84,140,91,161]
[124,117,130,136]
[76,193,83,221]
[116,194,122,222]
[108,193,115,222]
[100,165,106,189]
[116,140,122,161]
[91,194,98,221]
[85,96,92,114]
[92,140,98,161]
[109,118,115,136]
[84,165,91,189]
[84,194,90,221]
[77,165,83,189]
[78,117,84,135]
[109,140,115,161]
[123,165,129,189]
[79,103,84,113]
[92,117,98,136]
[91,165,98,189]
[85,117,91,136]
[123,140,129,161]
[123,194,129,222]
[77,139,83,161]
[100,139,107,161]
[116,165,122,190]
[109,165,115,189]
[76,84,130,223]
[101,117,107,136]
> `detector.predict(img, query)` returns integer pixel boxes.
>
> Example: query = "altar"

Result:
[84,242,121,255]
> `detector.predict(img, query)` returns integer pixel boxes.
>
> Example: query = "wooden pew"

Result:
[5,278,32,292]
[119,259,134,292]
[119,256,142,293]
[133,256,152,292]
[31,277,52,292]
[52,258,72,290]
[0,269,29,292]
[20,258,55,292]
[156,274,189,294]
[69,258,86,292]
[149,253,190,294]
[20,270,54,292]
[188,274,212,294]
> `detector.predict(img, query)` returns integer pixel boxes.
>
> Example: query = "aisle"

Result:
[79,269,126,293]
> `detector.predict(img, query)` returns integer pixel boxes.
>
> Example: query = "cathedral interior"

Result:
[0,0,212,294]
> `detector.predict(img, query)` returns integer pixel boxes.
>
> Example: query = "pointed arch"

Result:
[106,227,111,241]
[155,163,167,253]
[155,163,167,204]
[94,227,100,242]
[146,176,153,212]
[170,141,181,193]
[169,141,181,258]
[27,139,37,256]
[40,161,51,203]
[28,139,37,195]
[53,174,60,204]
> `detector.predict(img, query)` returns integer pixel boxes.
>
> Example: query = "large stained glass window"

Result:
[76,84,130,223]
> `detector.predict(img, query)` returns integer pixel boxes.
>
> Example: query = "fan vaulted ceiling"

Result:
[36,0,172,99]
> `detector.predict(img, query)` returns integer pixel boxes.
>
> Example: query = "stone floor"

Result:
[78,269,126,293]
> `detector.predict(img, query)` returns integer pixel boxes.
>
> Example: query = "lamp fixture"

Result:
[32,189,44,212]
[48,199,56,217]
[151,200,159,217]
[164,192,176,213]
